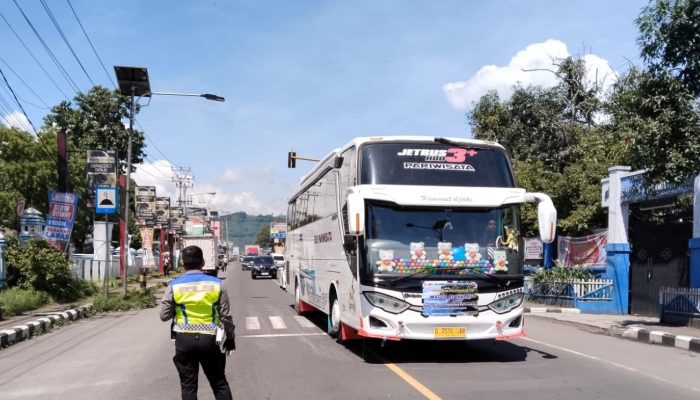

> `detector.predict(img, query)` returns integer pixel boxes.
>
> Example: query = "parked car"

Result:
[250,256,277,279]
[241,256,255,271]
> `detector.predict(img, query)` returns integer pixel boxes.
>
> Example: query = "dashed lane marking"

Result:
[269,316,287,329]
[245,317,260,330]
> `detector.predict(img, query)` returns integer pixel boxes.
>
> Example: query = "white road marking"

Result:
[294,316,317,328]
[521,337,700,393]
[269,316,287,329]
[239,333,327,338]
[245,317,260,330]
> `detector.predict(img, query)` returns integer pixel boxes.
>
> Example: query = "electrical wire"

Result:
[0,56,51,109]
[0,66,37,134]
[13,0,81,93]
[135,119,176,166]
[0,10,69,100]
[66,0,116,88]
[40,0,95,86]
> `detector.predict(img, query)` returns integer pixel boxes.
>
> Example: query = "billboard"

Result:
[270,222,287,238]
[155,197,170,227]
[169,208,184,232]
[135,186,156,226]
[86,149,117,207]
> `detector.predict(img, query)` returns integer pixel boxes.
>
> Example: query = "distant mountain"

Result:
[221,212,285,248]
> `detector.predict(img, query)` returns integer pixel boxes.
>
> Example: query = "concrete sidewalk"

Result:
[0,275,173,349]
[524,302,700,353]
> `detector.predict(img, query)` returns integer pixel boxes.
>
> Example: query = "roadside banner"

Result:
[170,208,184,232]
[155,197,170,227]
[44,191,79,251]
[135,186,156,226]
[557,231,608,268]
[140,227,156,269]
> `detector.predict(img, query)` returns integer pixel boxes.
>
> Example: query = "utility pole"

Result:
[171,167,193,222]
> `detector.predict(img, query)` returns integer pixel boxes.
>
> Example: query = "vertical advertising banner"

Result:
[135,186,156,226]
[155,197,170,227]
[86,150,117,207]
[140,227,156,269]
[44,192,79,251]
[169,208,184,232]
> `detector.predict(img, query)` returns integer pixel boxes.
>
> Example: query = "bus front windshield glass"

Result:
[362,203,522,282]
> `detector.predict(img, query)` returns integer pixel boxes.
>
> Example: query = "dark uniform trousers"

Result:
[173,332,233,400]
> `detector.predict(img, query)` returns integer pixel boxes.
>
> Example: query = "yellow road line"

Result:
[383,362,442,400]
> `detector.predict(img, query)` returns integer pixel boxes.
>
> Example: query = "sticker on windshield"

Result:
[403,162,475,171]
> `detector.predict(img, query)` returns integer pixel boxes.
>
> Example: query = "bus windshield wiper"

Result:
[434,137,490,150]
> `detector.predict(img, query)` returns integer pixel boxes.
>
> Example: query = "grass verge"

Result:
[0,288,52,316]
[91,288,158,312]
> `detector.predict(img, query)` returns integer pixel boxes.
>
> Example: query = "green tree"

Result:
[43,86,146,174]
[637,0,700,96]
[255,225,272,248]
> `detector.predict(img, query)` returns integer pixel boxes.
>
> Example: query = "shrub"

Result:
[91,288,157,312]
[0,287,51,316]
[530,265,595,295]
[6,239,90,302]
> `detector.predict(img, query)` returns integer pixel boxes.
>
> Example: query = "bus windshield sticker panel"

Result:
[398,147,475,172]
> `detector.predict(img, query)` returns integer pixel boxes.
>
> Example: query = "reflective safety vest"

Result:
[172,272,223,334]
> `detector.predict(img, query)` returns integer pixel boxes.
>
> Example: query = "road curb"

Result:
[524,307,581,314]
[0,305,91,349]
[620,326,700,353]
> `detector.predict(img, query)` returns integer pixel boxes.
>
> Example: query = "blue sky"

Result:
[1,0,648,214]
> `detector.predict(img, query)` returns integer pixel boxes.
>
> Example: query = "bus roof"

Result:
[289,135,505,203]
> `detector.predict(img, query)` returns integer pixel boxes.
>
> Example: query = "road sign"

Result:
[95,188,118,214]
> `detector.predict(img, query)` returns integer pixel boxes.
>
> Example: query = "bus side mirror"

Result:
[333,156,344,169]
[537,199,557,243]
[347,193,365,235]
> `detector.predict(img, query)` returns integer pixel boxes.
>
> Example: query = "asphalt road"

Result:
[1,261,699,399]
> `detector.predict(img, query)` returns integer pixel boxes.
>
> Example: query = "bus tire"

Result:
[328,293,341,339]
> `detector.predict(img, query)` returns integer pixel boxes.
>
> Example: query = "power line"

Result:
[0,56,51,109]
[13,0,81,93]
[0,66,37,134]
[66,0,116,88]
[40,0,95,87]
[142,154,176,179]
[0,10,69,100]
[135,119,177,166]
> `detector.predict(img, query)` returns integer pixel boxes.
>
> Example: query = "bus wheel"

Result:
[328,295,341,338]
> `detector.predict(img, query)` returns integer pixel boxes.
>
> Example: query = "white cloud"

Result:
[1,111,33,132]
[220,168,242,182]
[443,39,617,110]
[133,160,285,215]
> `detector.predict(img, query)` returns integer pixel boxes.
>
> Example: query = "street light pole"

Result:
[122,87,135,294]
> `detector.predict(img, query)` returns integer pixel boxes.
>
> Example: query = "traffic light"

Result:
[288,151,296,168]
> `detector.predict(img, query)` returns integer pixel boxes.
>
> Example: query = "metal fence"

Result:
[660,287,700,322]
[526,277,614,302]
[70,254,142,282]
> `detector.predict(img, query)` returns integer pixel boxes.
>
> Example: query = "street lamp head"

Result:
[201,93,225,102]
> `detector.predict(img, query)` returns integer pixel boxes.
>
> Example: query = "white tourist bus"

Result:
[284,136,556,342]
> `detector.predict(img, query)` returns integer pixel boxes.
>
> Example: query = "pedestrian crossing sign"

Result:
[95,188,117,214]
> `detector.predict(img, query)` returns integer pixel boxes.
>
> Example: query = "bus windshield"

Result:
[362,202,522,284]
[359,142,514,187]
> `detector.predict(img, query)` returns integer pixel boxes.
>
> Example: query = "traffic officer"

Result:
[160,245,236,400]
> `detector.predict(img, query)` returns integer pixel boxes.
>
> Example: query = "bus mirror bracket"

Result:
[343,234,357,251]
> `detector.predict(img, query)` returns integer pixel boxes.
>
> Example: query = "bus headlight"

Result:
[363,292,410,314]
[488,293,524,314]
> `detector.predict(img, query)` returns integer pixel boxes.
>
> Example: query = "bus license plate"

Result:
[261,272,269,275]
[434,327,466,338]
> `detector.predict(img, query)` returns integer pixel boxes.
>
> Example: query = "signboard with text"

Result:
[44,191,78,251]
[270,222,287,239]
[155,197,170,227]
[86,150,117,206]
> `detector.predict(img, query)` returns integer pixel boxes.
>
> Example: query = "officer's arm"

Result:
[160,284,175,321]
[219,286,236,339]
